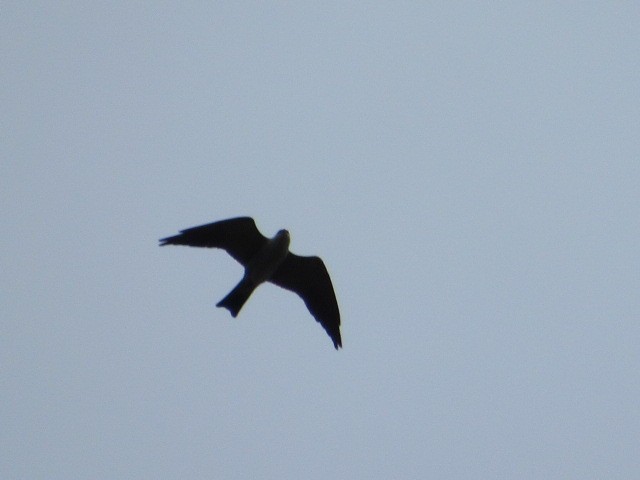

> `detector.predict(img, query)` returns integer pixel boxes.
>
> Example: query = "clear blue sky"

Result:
[3,3,639,479]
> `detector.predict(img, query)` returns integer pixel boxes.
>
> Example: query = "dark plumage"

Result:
[160,217,342,349]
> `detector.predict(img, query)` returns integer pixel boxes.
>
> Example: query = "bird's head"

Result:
[274,229,291,250]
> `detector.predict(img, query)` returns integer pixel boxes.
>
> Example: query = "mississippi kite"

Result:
[160,217,342,349]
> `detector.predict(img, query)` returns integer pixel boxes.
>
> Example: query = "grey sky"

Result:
[3,3,639,479]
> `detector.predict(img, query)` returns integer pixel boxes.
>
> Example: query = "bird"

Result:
[159,217,342,349]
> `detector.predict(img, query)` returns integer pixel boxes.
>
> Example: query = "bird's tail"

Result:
[216,278,256,317]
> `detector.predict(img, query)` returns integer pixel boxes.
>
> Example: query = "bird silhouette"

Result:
[160,217,342,349]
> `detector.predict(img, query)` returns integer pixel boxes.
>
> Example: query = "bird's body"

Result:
[160,217,341,349]
[245,229,290,285]
[216,229,290,318]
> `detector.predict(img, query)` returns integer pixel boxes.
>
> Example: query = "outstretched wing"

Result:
[270,253,342,349]
[159,217,267,266]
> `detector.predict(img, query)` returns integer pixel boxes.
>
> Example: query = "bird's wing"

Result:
[159,217,267,266]
[269,253,342,349]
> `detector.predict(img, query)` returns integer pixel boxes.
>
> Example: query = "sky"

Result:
[2,3,639,479]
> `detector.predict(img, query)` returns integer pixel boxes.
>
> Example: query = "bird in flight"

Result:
[160,217,342,349]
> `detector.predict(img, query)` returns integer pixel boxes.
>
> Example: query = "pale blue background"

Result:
[3,3,639,479]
